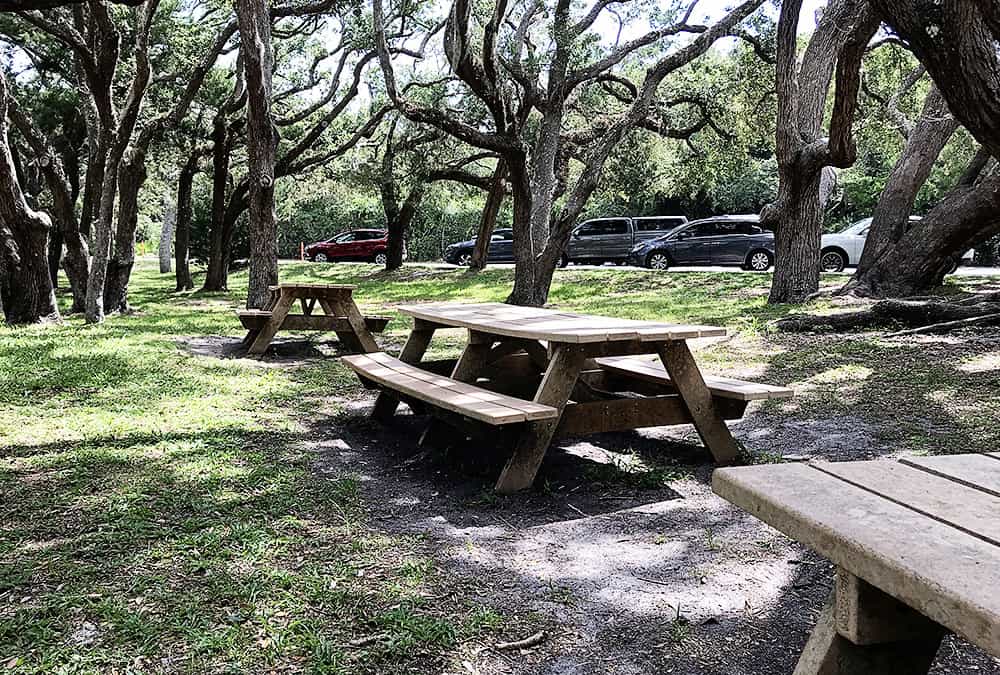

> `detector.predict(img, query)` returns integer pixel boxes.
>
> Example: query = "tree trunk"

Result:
[103,150,147,314]
[853,86,957,276]
[47,229,62,288]
[764,0,877,304]
[840,173,1000,297]
[470,161,506,271]
[175,151,198,291]
[0,73,58,324]
[159,189,175,273]
[203,111,232,291]
[236,0,278,310]
[385,185,424,271]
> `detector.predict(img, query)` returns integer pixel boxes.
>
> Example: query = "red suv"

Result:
[305,230,391,264]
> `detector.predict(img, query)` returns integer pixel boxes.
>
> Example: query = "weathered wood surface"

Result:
[342,352,558,425]
[713,457,1000,660]
[241,284,383,355]
[237,311,390,333]
[596,355,794,401]
[397,302,726,343]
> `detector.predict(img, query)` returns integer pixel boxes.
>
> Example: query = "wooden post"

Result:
[494,344,586,493]
[247,289,294,355]
[794,576,944,675]
[419,331,495,448]
[658,341,741,464]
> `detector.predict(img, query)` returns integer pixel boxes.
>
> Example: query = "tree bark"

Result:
[764,0,878,304]
[236,0,278,310]
[0,72,58,324]
[855,86,957,274]
[159,189,175,273]
[175,150,199,291]
[470,160,507,271]
[103,149,147,313]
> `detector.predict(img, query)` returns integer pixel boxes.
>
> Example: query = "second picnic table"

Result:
[238,283,390,356]
[343,302,792,492]
[714,453,1000,673]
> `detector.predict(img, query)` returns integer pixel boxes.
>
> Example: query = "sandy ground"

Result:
[180,335,1000,675]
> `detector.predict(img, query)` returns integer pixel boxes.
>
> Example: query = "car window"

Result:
[636,217,686,232]
[577,220,627,236]
[738,222,764,235]
[688,222,721,238]
[498,230,513,240]
[333,232,356,243]
[353,231,375,240]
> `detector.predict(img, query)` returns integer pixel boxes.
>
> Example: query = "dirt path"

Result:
[311,404,1000,675]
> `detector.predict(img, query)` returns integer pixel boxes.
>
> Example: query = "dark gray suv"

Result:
[627,215,775,271]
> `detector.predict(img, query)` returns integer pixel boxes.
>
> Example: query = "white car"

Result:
[820,217,973,273]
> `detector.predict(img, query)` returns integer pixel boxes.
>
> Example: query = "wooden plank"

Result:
[597,355,794,401]
[814,460,1000,547]
[713,462,1000,657]
[238,313,390,333]
[900,454,1000,498]
[271,283,355,291]
[396,302,726,344]
[366,352,555,420]
[659,341,741,464]
[555,396,747,436]
[343,354,557,425]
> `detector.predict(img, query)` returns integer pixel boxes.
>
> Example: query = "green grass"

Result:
[3,260,1000,672]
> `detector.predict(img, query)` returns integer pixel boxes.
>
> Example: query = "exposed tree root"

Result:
[775,292,1000,334]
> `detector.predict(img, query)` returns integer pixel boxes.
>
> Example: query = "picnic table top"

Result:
[269,283,356,292]
[396,302,726,343]
[713,454,1000,657]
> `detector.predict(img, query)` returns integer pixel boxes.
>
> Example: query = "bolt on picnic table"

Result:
[342,302,793,493]
[237,283,390,355]
[713,453,1000,674]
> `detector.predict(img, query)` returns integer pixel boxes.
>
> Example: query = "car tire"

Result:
[646,252,670,270]
[945,259,960,274]
[558,254,569,268]
[374,252,387,266]
[313,253,328,263]
[747,250,773,272]
[820,249,847,273]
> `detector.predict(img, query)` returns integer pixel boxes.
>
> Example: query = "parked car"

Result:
[305,229,393,265]
[628,215,775,271]
[443,216,688,266]
[821,217,974,272]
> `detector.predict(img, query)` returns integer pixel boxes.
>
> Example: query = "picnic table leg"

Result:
[657,341,741,464]
[794,573,944,675]
[419,331,494,448]
[247,291,294,356]
[372,320,437,422]
[318,298,363,352]
[494,345,585,493]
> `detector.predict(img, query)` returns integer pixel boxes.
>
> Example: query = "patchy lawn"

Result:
[2,260,999,673]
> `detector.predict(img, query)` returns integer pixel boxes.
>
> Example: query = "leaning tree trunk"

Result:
[203,118,232,291]
[175,151,198,291]
[841,172,1000,297]
[851,86,957,279]
[0,74,58,324]
[159,189,175,273]
[469,161,506,272]
[236,0,278,310]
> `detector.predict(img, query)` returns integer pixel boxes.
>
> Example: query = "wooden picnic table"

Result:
[714,454,1000,674]
[238,283,389,356]
[343,302,792,493]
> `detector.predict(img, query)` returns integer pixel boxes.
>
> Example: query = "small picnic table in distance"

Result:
[714,454,1000,674]
[343,302,792,493]
[238,283,390,355]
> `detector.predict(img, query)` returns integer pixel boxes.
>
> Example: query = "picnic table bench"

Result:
[342,302,792,493]
[238,283,389,356]
[714,453,1000,674]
